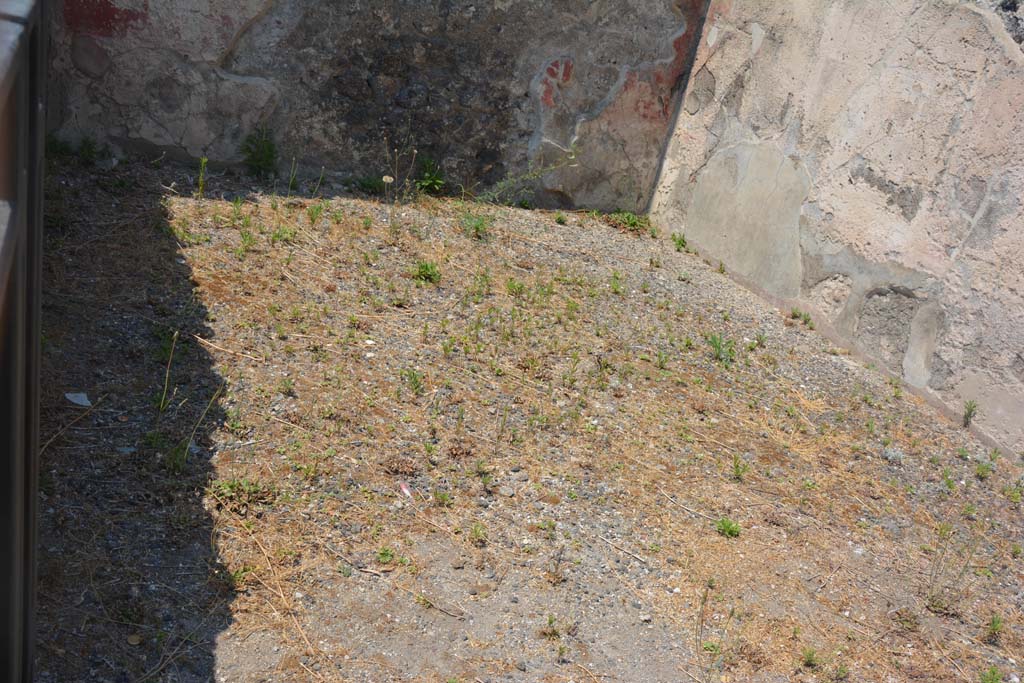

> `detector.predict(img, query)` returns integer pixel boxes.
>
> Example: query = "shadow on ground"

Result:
[35,153,232,682]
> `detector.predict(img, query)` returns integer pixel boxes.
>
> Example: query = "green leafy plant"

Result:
[209,478,274,509]
[979,666,1003,683]
[731,454,750,482]
[610,271,624,295]
[271,224,296,245]
[234,229,257,259]
[983,614,1003,644]
[400,368,425,396]
[506,278,526,297]
[306,202,326,225]
[963,400,978,428]
[975,461,994,480]
[605,211,654,236]
[196,157,208,200]
[414,261,441,284]
[46,133,74,158]
[461,213,492,240]
[539,614,561,640]
[241,127,278,177]
[356,176,386,196]
[276,377,295,396]
[671,232,688,252]
[470,522,488,546]
[477,145,577,205]
[715,517,740,538]
[790,308,815,329]
[415,158,446,195]
[77,137,99,165]
[707,333,736,368]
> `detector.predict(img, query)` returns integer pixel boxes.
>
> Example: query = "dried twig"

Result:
[192,334,265,362]
[41,395,106,454]
[597,535,647,564]
[657,487,717,522]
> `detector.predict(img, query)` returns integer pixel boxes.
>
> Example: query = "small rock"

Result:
[498,486,515,497]
[640,614,652,623]
[64,392,91,407]
[516,660,527,672]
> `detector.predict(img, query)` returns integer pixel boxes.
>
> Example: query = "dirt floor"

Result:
[35,155,1023,683]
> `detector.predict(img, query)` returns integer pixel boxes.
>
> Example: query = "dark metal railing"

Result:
[1,1,45,680]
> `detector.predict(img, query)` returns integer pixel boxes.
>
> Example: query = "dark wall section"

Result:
[48,0,708,209]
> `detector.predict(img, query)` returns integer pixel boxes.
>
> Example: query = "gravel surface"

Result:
[36,158,1023,682]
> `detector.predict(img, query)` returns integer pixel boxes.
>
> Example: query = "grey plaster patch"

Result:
[955,175,988,217]
[903,302,944,388]
[1011,352,1024,384]
[684,66,716,115]
[687,142,810,298]
[720,67,748,115]
[849,160,922,222]
[962,182,1019,251]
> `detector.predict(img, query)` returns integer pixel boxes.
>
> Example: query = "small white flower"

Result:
[382,175,395,184]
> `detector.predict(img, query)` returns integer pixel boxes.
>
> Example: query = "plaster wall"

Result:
[652,0,1024,450]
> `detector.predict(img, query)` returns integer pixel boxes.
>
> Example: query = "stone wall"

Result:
[651,0,1024,451]
[48,0,707,209]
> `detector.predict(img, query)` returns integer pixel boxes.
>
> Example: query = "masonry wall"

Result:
[49,0,1024,449]
[48,0,706,210]
[651,0,1024,450]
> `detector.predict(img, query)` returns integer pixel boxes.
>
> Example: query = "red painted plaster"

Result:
[64,0,148,37]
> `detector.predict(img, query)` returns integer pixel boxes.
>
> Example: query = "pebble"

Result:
[498,486,515,497]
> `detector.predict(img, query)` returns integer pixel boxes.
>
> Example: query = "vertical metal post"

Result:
[0,1,44,680]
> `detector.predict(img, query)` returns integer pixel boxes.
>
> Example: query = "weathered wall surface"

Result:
[48,0,706,209]
[651,0,1024,450]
